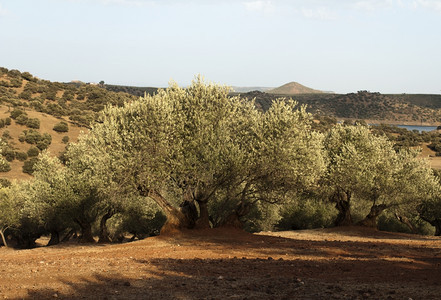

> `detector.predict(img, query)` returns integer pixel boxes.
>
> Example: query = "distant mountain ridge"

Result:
[231,86,274,93]
[267,82,324,95]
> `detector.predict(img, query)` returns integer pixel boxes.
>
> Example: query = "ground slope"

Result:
[0,227,440,299]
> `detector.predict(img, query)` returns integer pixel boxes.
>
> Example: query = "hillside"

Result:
[0,227,440,299]
[267,82,324,95]
[242,90,441,125]
[0,67,136,181]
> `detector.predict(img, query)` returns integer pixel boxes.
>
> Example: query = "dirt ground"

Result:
[1,227,440,299]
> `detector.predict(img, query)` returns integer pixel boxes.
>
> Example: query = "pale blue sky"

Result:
[0,0,440,93]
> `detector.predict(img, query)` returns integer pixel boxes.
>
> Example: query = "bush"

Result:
[26,118,40,129]
[27,146,40,157]
[2,148,15,162]
[19,90,32,100]
[62,136,69,144]
[0,158,11,172]
[22,158,38,174]
[16,114,29,125]
[0,119,5,128]
[277,199,336,231]
[18,132,26,142]
[10,109,26,119]
[15,151,28,161]
[53,121,69,133]
[2,131,11,140]
[37,139,51,151]
[5,118,11,125]
[24,130,42,144]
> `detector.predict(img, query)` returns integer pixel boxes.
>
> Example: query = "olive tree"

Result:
[29,152,77,245]
[324,124,438,228]
[0,188,21,247]
[68,77,325,234]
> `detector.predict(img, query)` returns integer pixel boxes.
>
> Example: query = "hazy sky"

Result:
[0,0,440,94]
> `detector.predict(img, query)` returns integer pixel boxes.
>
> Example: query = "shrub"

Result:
[62,136,69,144]
[5,118,11,125]
[21,72,34,81]
[0,119,5,128]
[16,114,29,125]
[37,139,51,151]
[0,158,11,172]
[10,109,26,119]
[19,90,32,100]
[277,199,336,231]
[18,132,26,142]
[9,78,23,88]
[53,121,69,133]
[2,131,11,139]
[24,130,42,144]
[2,148,15,162]
[15,151,28,161]
[27,146,40,157]
[26,118,40,129]
[22,158,38,174]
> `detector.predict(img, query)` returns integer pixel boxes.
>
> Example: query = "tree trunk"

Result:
[47,230,60,246]
[220,201,251,229]
[148,190,191,235]
[331,190,353,226]
[61,228,76,243]
[75,219,95,243]
[0,229,8,247]
[358,204,388,228]
[195,200,210,229]
[434,220,441,236]
[180,200,198,228]
[98,210,114,243]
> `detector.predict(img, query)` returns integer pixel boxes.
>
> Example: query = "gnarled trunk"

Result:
[331,189,353,226]
[47,230,60,246]
[221,201,251,229]
[180,200,198,228]
[195,200,210,229]
[74,219,95,243]
[0,229,8,247]
[358,204,388,228]
[434,220,441,236]
[98,209,114,243]
[147,190,191,234]
[61,228,76,243]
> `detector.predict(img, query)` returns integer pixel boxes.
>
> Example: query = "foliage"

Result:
[10,109,26,120]
[53,121,69,133]
[26,118,40,129]
[277,198,336,230]
[68,77,325,232]
[27,146,40,157]
[22,158,39,174]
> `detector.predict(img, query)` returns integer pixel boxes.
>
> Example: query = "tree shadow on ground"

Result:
[21,255,441,300]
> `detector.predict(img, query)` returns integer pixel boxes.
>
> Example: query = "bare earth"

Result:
[1,227,440,299]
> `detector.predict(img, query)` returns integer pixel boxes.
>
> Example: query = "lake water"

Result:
[396,125,438,132]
